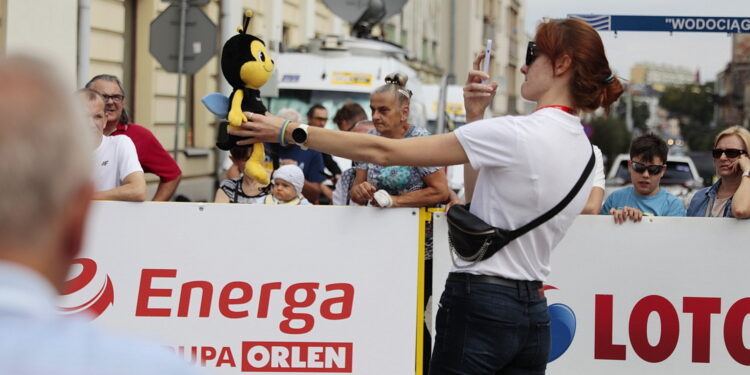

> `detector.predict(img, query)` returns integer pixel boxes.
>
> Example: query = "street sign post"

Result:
[150,2,217,159]
[150,4,216,75]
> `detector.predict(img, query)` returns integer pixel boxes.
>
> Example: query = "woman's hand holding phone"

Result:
[464,47,498,123]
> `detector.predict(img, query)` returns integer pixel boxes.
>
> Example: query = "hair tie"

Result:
[397,88,412,99]
[604,74,615,84]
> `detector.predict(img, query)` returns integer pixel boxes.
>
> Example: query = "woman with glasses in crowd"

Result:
[349,73,450,371]
[349,73,450,211]
[231,18,623,375]
[687,126,750,218]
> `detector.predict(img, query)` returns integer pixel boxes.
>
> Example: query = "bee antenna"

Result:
[242,10,253,35]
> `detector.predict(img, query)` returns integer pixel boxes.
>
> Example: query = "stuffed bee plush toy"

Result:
[204,10,274,185]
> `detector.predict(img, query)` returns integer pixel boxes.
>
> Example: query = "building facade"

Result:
[0,0,526,201]
[381,0,527,115]
[628,62,698,135]
[630,62,696,92]
[715,34,750,128]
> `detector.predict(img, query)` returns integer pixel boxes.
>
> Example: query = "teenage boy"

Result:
[601,133,686,223]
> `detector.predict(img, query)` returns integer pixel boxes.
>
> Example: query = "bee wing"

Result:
[201,93,230,118]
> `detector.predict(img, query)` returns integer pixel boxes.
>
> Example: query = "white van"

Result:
[266,36,427,132]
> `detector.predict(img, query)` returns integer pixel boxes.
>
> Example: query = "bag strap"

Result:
[506,145,595,241]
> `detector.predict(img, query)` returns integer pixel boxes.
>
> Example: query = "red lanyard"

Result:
[535,105,577,115]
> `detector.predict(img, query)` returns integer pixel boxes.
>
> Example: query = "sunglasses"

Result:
[526,41,538,67]
[712,148,747,159]
[631,161,665,175]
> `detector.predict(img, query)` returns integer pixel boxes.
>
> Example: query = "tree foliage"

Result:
[614,98,650,132]
[589,116,631,170]
[658,83,715,151]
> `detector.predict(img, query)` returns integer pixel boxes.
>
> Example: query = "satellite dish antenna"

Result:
[323,0,408,38]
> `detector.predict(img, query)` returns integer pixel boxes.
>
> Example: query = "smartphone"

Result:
[481,39,492,84]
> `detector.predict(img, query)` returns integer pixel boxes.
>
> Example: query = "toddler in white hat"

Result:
[265,164,311,205]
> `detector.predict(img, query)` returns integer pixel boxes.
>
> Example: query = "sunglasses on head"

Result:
[526,41,537,67]
[712,148,747,159]
[631,161,665,175]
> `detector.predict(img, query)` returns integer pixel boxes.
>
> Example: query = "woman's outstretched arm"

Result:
[232,118,470,168]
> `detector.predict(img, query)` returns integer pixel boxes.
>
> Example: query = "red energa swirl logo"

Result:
[59,258,114,319]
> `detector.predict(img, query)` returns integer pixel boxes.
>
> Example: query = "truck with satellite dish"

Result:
[264,0,428,131]
[262,0,465,195]
[258,0,439,177]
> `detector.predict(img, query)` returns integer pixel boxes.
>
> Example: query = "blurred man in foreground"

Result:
[0,56,200,375]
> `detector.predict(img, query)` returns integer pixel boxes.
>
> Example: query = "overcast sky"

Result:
[525,0,746,83]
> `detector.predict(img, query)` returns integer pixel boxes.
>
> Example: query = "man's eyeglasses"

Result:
[712,148,747,159]
[631,161,665,175]
[312,116,328,122]
[101,94,124,103]
[526,41,537,67]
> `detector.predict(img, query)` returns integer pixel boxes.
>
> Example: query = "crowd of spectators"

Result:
[4,24,750,374]
[597,131,749,222]
[79,71,750,221]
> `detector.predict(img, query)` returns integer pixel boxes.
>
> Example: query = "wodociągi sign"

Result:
[569,14,750,34]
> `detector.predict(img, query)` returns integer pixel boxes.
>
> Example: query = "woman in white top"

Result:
[232,18,623,375]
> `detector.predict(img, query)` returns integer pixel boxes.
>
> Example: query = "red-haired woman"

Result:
[232,18,623,374]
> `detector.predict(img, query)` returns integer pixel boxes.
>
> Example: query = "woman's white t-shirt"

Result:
[453,107,593,281]
[592,145,605,189]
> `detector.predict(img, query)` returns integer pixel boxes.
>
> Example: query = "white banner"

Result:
[61,202,420,374]
[432,213,750,374]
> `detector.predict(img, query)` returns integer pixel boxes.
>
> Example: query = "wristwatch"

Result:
[743,170,750,178]
[291,124,309,150]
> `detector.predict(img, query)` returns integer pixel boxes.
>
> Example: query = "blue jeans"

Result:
[428,274,550,375]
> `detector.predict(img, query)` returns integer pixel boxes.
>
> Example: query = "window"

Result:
[384,23,397,44]
[508,6,518,37]
[507,64,517,114]
[432,41,438,67]
[282,24,290,50]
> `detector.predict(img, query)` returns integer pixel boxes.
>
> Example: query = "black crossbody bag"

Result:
[447,146,595,266]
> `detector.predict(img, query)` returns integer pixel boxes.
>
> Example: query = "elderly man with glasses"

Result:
[86,75,182,201]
